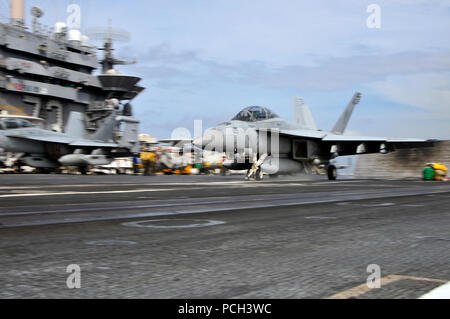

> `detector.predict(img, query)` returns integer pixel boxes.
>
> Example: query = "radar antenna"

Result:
[85,20,136,73]
[31,6,44,33]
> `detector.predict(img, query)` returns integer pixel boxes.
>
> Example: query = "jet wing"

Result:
[10,135,118,148]
[322,134,436,155]
[69,141,118,148]
[323,134,435,145]
[258,128,327,139]
[9,134,75,144]
[263,129,437,156]
[322,134,429,142]
[158,138,193,147]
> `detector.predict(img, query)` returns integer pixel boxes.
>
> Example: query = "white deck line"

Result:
[420,281,450,299]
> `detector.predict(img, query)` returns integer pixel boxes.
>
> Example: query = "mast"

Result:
[10,0,25,26]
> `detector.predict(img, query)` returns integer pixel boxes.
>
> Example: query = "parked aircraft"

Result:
[0,112,139,173]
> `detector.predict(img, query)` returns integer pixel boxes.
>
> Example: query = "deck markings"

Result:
[122,219,225,229]
[85,240,137,246]
[328,275,447,299]
[0,188,175,198]
[420,281,450,299]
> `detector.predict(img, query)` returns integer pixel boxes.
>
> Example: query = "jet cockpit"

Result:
[0,118,35,129]
[232,106,279,122]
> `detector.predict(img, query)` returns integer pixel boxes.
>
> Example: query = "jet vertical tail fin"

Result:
[293,96,317,130]
[117,115,140,154]
[91,111,117,142]
[65,112,86,138]
[332,92,361,135]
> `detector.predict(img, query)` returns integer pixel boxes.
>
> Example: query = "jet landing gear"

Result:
[246,167,264,181]
[79,166,89,175]
[327,165,337,180]
[245,153,268,181]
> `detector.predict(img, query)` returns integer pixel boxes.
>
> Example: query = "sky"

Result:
[3,0,450,140]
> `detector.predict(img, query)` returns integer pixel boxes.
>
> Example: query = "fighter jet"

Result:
[0,111,139,173]
[193,93,436,180]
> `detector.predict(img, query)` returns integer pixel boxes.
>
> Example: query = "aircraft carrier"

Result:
[0,0,448,301]
[0,0,144,133]
[0,174,448,299]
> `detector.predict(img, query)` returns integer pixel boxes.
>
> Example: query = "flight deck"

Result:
[0,174,448,298]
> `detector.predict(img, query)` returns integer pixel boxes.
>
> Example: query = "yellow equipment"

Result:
[140,151,156,162]
[432,163,448,172]
[432,163,448,181]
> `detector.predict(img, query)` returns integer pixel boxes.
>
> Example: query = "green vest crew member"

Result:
[423,166,435,180]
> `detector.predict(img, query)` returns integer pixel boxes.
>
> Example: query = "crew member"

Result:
[147,151,157,175]
[433,163,448,181]
[140,149,151,176]
[423,163,435,181]
[132,156,140,174]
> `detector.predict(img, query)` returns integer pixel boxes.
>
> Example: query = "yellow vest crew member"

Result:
[140,150,157,176]
[432,163,448,181]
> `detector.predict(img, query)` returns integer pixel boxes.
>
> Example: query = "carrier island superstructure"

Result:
[0,0,144,142]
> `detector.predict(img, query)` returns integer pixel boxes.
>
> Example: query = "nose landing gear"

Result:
[245,153,268,181]
[327,164,337,180]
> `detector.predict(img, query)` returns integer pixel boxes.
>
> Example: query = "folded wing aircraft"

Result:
[0,111,139,172]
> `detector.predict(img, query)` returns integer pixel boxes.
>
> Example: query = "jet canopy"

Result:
[0,118,35,129]
[232,106,279,122]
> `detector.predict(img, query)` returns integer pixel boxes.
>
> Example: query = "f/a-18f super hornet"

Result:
[193,93,436,180]
[0,112,139,173]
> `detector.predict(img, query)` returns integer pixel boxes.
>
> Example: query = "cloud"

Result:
[369,72,450,116]
[137,42,202,65]
[224,51,450,90]
[125,43,450,91]
[100,0,450,138]
[138,112,233,138]
[123,43,450,139]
